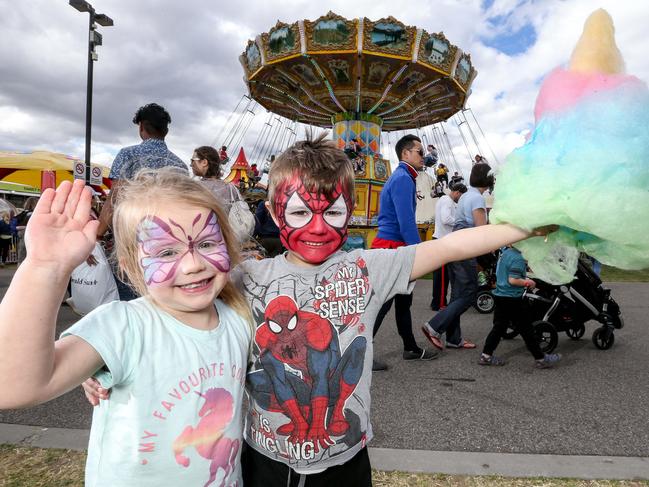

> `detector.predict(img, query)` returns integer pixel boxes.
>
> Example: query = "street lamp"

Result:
[69,0,113,184]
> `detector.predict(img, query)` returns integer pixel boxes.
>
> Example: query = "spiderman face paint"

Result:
[137,211,230,286]
[274,176,352,265]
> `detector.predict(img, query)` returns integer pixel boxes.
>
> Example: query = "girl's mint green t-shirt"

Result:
[63,297,251,487]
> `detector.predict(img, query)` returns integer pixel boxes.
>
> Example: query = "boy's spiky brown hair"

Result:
[267,133,355,208]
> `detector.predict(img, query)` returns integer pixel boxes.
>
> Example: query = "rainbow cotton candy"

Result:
[490,9,649,284]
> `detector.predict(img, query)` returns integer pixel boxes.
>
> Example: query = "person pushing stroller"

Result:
[479,245,562,369]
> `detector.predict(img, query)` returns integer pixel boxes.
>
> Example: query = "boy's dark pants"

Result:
[373,293,419,352]
[483,295,544,360]
[242,442,372,486]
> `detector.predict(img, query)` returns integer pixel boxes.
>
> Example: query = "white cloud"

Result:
[0,106,33,134]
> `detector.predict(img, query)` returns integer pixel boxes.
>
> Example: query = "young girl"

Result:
[0,169,252,487]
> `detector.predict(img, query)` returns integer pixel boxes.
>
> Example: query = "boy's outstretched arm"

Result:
[410,223,532,281]
[0,180,104,409]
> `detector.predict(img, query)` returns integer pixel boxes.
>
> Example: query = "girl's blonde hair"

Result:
[112,167,252,325]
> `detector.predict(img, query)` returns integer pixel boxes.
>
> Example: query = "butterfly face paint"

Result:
[273,176,352,264]
[137,211,230,286]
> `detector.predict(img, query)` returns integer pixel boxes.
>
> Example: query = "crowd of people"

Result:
[0,196,39,267]
[0,103,561,486]
[417,144,561,368]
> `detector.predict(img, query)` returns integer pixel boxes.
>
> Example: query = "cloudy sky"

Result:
[1,0,647,177]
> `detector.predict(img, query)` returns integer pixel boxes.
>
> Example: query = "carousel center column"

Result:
[332,112,391,248]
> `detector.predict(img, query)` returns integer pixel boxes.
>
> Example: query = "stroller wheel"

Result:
[566,323,586,340]
[533,320,558,354]
[592,327,615,350]
[474,290,495,314]
[600,312,624,330]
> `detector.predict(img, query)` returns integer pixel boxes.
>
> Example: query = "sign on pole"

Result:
[73,161,86,181]
[90,164,103,186]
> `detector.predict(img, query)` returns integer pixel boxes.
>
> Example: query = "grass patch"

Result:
[600,265,649,283]
[1,445,648,486]
[421,266,649,283]
[0,444,85,487]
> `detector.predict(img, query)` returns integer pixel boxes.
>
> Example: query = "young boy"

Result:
[235,136,549,486]
[85,135,548,486]
[478,245,562,368]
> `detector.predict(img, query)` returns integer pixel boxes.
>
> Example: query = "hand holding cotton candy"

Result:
[490,9,649,284]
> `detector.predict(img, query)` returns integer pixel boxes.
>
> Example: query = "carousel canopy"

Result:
[240,12,477,131]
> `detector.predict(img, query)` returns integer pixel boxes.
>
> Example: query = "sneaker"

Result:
[403,348,439,361]
[421,324,445,350]
[478,354,506,366]
[372,359,388,371]
[535,353,562,369]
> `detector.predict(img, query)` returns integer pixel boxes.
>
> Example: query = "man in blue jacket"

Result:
[371,135,437,370]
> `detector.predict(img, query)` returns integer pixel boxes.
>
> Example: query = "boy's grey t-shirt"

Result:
[234,246,416,472]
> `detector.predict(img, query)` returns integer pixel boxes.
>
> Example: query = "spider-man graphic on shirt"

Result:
[247,295,366,454]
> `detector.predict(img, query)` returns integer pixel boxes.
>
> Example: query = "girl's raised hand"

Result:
[25,179,100,274]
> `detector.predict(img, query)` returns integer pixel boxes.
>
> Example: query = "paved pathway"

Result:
[1,266,647,478]
[2,423,647,479]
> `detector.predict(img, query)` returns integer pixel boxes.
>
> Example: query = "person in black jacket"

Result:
[254,200,284,257]
[0,213,13,266]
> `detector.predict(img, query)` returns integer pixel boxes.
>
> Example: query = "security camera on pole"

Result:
[69,0,113,185]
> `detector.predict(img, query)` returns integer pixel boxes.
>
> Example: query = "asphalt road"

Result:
[0,267,646,457]
[371,280,649,457]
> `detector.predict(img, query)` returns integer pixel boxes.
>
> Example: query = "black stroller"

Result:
[473,250,500,314]
[506,257,624,353]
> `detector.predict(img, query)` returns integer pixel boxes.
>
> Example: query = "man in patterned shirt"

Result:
[97,103,188,299]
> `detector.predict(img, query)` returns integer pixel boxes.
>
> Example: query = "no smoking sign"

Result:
[73,161,86,180]
[90,165,103,185]
[71,161,104,186]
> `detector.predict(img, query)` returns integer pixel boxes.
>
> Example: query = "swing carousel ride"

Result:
[226,12,486,246]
